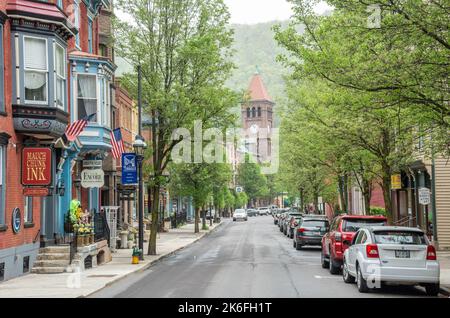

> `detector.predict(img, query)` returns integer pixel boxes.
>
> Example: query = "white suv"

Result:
[258,208,270,216]
[233,209,248,222]
[343,226,440,296]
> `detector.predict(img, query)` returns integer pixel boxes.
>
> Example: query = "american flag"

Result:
[65,113,96,142]
[110,128,125,160]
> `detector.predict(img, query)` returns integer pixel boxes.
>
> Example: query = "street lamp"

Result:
[133,135,147,260]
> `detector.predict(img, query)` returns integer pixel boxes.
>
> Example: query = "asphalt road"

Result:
[91,216,439,298]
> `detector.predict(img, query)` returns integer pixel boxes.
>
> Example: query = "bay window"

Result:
[77,74,98,122]
[55,44,66,109]
[0,24,4,113]
[24,37,48,104]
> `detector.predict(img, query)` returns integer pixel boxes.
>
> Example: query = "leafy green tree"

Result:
[115,0,237,254]
[236,154,269,206]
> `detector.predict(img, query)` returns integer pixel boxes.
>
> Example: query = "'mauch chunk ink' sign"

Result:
[22,148,52,186]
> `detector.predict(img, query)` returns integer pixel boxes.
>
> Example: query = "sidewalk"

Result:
[438,251,450,296]
[0,221,224,298]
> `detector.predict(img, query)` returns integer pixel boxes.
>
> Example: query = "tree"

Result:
[236,154,269,206]
[115,0,237,254]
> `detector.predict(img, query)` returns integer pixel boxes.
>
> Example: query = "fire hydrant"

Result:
[132,246,142,264]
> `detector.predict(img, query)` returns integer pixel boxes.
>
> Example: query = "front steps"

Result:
[31,246,71,274]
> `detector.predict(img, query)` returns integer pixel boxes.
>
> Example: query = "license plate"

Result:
[395,250,410,258]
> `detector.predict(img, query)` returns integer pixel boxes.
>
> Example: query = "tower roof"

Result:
[247,72,272,102]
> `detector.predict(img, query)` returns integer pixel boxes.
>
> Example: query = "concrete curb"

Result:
[81,221,226,298]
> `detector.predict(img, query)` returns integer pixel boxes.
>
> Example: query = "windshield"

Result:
[235,210,245,214]
[342,219,386,232]
[302,220,328,228]
[374,231,427,245]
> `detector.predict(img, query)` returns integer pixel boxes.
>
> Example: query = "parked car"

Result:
[342,226,440,296]
[287,215,304,239]
[282,212,303,235]
[273,212,280,225]
[258,207,270,216]
[293,216,329,249]
[246,209,258,217]
[233,209,248,222]
[321,214,388,274]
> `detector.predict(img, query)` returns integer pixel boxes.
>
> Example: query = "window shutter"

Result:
[24,38,47,70]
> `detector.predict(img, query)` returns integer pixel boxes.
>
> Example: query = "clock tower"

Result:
[241,70,274,163]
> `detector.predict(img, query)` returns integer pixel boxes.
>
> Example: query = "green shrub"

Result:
[369,207,387,216]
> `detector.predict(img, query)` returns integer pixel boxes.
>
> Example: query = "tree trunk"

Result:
[380,166,393,224]
[148,185,160,255]
[195,206,200,233]
[202,205,206,229]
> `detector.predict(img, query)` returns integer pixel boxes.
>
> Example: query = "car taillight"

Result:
[335,232,342,242]
[427,245,437,260]
[366,244,379,259]
[297,228,308,233]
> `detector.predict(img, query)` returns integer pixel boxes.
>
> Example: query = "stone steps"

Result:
[31,267,67,274]
[37,253,69,261]
[32,245,71,274]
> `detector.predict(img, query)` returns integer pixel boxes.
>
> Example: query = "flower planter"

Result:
[77,235,84,247]
[90,234,95,244]
[83,235,90,246]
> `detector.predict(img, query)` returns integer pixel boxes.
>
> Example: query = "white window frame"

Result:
[0,146,5,225]
[54,42,66,110]
[24,196,33,223]
[23,35,49,105]
[76,73,99,124]
[74,0,81,49]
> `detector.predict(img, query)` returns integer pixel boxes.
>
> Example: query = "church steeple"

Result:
[247,70,272,102]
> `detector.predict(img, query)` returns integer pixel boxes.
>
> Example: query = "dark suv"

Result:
[293,216,329,250]
[321,215,388,274]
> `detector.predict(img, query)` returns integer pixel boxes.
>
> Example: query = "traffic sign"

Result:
[418,188,431,205]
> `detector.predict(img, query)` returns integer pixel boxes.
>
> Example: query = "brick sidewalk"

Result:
[0,221,225,298]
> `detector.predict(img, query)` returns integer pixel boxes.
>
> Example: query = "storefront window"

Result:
[55,44,66,110]
[24,37,48,104]
[77,74,97,122]
[24,197,33,223]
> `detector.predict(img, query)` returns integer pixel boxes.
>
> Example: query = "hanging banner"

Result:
[22,148,52,186]
[122,153,138,185]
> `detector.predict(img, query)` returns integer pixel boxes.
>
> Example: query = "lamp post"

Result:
[133,135,147,260]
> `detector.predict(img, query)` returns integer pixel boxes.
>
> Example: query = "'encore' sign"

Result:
[22,148,52,186]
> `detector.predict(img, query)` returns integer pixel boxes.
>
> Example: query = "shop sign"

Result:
[12,208,21,234]
[236,186,243,193]
[391,174,402,190]
[21,148,52,186]
[418,188,431,205]
[121,153,138,185]
[23,188,49,197]
[81,169,105,188]
[83,160,103,168]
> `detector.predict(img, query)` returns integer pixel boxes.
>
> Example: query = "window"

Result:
[0,146,4,225]
[252,107,256,117]
[246,108,250,118]
[24,196,33,223]
[23,256,30,273]
[0,262,4,281]
[55,44,66,109]
[57,0,63,9]
[88,19,93,53]
[257,107,261,117]
[99,44,107,57]
[77,74,97,122]
[24,37,48,104]
[0,24,4,113]
[74,1,80,48]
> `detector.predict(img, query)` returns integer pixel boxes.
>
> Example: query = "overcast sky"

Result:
[225,0,333,24]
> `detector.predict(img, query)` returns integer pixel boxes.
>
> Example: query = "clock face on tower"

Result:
[250,124,259,134]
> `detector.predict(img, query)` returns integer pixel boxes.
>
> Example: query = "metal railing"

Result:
[394,216,417,227]
[170,212,187,228]
[94,209,111,246]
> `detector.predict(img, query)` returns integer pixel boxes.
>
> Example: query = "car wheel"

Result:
[321,250,329,269]
[329,252,341,275]
[296,242,303,250]
[343,259,355,284]
[233,218,236,222]
[245,218,248,221]
[293,240,297,248]
[425,283,440,297]
[356,265,369,293]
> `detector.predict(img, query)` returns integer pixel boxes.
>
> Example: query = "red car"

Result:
[321,214,388,274]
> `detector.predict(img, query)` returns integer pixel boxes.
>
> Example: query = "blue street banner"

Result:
[122,153,138,185]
